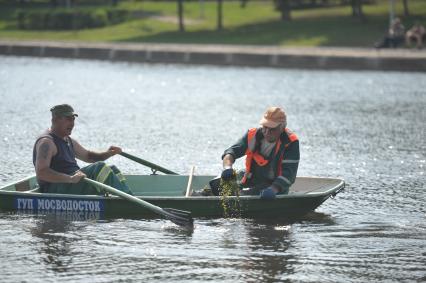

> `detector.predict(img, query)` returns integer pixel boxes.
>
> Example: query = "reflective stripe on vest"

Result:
[96,164,113,184]
[277,128,298,176]
[242,128,298,185]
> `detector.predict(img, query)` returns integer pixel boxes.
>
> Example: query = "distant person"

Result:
[375,17,405,48]
[33,104,133,195]
[406,22,425,49]
[220,107,300,199]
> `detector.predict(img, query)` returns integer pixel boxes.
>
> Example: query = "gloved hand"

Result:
[260,186,277,200]
[221,167,235,181]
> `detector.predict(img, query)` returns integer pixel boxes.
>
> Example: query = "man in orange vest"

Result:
[221,107,299,199]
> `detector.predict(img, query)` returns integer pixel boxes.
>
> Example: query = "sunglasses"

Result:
[262,125,281,132]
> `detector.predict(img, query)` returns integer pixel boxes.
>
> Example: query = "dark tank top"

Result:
[33,132,80,188]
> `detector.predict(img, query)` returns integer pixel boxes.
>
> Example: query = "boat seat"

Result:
[15,180,31,192]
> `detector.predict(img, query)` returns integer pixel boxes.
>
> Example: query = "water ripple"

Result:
[0,56,425,282]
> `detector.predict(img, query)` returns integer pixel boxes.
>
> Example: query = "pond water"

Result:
[0,56,425,282]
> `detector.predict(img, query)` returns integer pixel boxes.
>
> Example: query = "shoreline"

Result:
[1,40,426,71]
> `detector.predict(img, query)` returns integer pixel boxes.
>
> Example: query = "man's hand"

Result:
[85,146,122,162]
[108,146,122,156]
[260,186,278,200]
[221,167,235,181]
[70,171,86,183]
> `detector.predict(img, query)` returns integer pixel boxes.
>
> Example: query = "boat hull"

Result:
[0,175,344,219]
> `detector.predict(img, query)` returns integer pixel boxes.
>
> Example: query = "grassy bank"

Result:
[0,0,425,47]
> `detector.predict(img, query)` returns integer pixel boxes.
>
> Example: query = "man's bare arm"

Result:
[73,139,121,163]
[35,138,84,183]
[72,138,91,163]
[87,147,117,162]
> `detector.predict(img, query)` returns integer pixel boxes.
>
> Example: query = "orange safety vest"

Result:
[241,127,298,185]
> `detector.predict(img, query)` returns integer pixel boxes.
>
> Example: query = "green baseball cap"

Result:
[50,104,78,117]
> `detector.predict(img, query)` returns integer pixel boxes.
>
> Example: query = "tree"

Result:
[403,0,409,17]
[351,0,364,19]
[177,0,184,32]
[275,0,291,21]
[217,0,223,30]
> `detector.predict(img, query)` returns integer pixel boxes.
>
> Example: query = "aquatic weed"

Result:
[219,176,241,218]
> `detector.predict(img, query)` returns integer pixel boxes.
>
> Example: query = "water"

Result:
[0,56,425,282]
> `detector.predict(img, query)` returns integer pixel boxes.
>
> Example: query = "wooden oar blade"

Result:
[163,208,194,228]
[84,178,193,228]
[163,208,192,217]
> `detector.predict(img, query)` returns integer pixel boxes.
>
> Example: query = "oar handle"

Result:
[83,177,166,217]
[120,152,179,175]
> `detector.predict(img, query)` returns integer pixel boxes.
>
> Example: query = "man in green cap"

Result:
[33,104,133,195]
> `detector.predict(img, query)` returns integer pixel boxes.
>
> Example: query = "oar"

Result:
[83,178,193,228]
[119,152,178,175]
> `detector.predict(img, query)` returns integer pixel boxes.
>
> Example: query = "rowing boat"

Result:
[0,174,344,219]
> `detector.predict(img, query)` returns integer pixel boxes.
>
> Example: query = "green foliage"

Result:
[48,11,74,29]
[71,11,92,29]
[15,8,128,30]
[107,8,128,24]
[91,9,108,28]
[1,0,426,47]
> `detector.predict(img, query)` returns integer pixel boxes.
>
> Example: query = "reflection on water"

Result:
[0,56,425,282]
[30,215,76,273]
[243,221,294,282]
